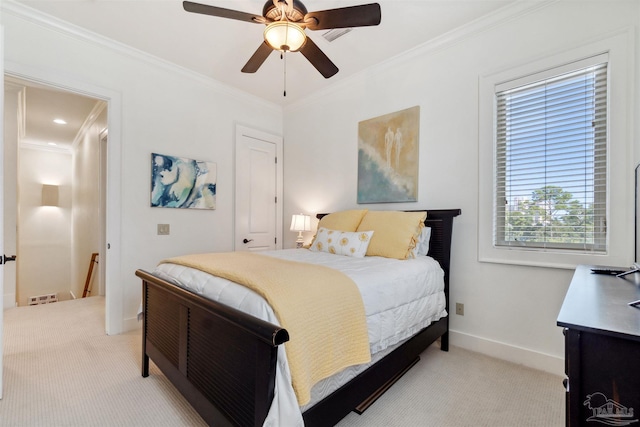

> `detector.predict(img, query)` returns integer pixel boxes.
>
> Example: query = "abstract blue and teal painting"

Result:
[151,153,217,209]
[357,106,420,203]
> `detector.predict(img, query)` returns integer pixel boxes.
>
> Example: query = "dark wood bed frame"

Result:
[136,208,460,427]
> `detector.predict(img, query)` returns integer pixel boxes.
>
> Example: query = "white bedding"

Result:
[154,248,446,426]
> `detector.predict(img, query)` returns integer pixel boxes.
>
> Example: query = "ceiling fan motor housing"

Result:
[263,0,307,23]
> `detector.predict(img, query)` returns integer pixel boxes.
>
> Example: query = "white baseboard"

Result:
[123,315,142,333]
[3,293,17,310]
[449,329,564,377]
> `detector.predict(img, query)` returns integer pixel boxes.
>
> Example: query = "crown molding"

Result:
[285,0,559,111]
[71,100,107,151]
[2,0,559,114]
[20,140,72,154]
[1,0,281,112]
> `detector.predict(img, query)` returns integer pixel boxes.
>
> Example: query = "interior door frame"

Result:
[4,61,124,335]
[0,28,5,399]
[2,81,21,310]
[234,124,283,251]
[98,128,108,297]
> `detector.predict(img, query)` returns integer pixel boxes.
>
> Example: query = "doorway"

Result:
[3,76,107,308]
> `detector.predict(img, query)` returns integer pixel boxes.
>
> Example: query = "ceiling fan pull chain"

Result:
[283,51,287,97]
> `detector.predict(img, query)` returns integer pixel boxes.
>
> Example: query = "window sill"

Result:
[478,247,628,270]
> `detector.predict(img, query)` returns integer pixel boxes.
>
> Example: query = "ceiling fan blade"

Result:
[183,1,264,24]
[299,37,338,78]
[304,3,381,31]
[241,42,274,73]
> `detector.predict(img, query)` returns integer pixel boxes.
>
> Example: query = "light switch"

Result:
[157,224,170,235]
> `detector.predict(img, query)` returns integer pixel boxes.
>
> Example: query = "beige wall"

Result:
[12,93,104,306]
[71,105,106,299]
[17,147,72,305]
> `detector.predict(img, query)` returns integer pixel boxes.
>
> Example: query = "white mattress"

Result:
[154,249,446,426]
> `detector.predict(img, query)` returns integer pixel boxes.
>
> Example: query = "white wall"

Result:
[283,1,640,374]
[2,4,283,331]
[4,0,638,374]
[18,147,72,305]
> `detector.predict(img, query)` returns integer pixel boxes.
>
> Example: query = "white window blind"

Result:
[494,60,608,252]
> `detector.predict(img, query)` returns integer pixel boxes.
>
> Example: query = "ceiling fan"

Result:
[183,0,382,78]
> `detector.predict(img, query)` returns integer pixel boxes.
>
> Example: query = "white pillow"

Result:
[310,228,374,258]
[411,227,432,258]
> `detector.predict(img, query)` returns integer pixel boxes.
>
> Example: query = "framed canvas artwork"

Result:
[357,106,420,203]
[151,153,217,209]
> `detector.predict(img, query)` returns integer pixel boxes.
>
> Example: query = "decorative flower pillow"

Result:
[309,228,374,258]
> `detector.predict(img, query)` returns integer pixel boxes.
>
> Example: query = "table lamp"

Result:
[290,213,311,248]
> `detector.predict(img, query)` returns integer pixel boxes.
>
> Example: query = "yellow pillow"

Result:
[357,211,427,259]
[317,209,368,232]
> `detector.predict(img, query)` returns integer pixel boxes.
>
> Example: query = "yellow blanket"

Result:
[162,251,371,405]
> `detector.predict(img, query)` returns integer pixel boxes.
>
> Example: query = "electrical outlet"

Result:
[455,302,464,316]
[157,224,170,235]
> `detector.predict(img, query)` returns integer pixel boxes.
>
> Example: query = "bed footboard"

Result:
[136,270,289,427]
[138,208,460,427]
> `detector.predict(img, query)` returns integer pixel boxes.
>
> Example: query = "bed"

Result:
[135,208,460,426]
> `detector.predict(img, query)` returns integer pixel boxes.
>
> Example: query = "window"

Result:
[479,34,631,268]
[494,59,608,253]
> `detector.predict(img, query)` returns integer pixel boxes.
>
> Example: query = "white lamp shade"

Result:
[290,214,311,232]
[264,21,307,52]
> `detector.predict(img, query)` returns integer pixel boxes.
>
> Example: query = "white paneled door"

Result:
[235,125,282,252]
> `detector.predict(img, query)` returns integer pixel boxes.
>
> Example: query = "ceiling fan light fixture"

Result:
[264,21,306,52]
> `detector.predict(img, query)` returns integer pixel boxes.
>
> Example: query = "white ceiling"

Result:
[10,0,521,149]
[15,0,517,107]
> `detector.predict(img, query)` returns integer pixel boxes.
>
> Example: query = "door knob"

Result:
[1,254,17,264]
[243,238,253,244]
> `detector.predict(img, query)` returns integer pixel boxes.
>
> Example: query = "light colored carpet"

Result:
[2,296,205,427]
[336,343,564,427]
[1,297,564,426]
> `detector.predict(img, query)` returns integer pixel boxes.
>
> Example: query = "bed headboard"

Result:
[416,209,461,284]
[316,209,461,309]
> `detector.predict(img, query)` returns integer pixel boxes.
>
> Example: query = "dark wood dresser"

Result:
[557,265,640,426]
